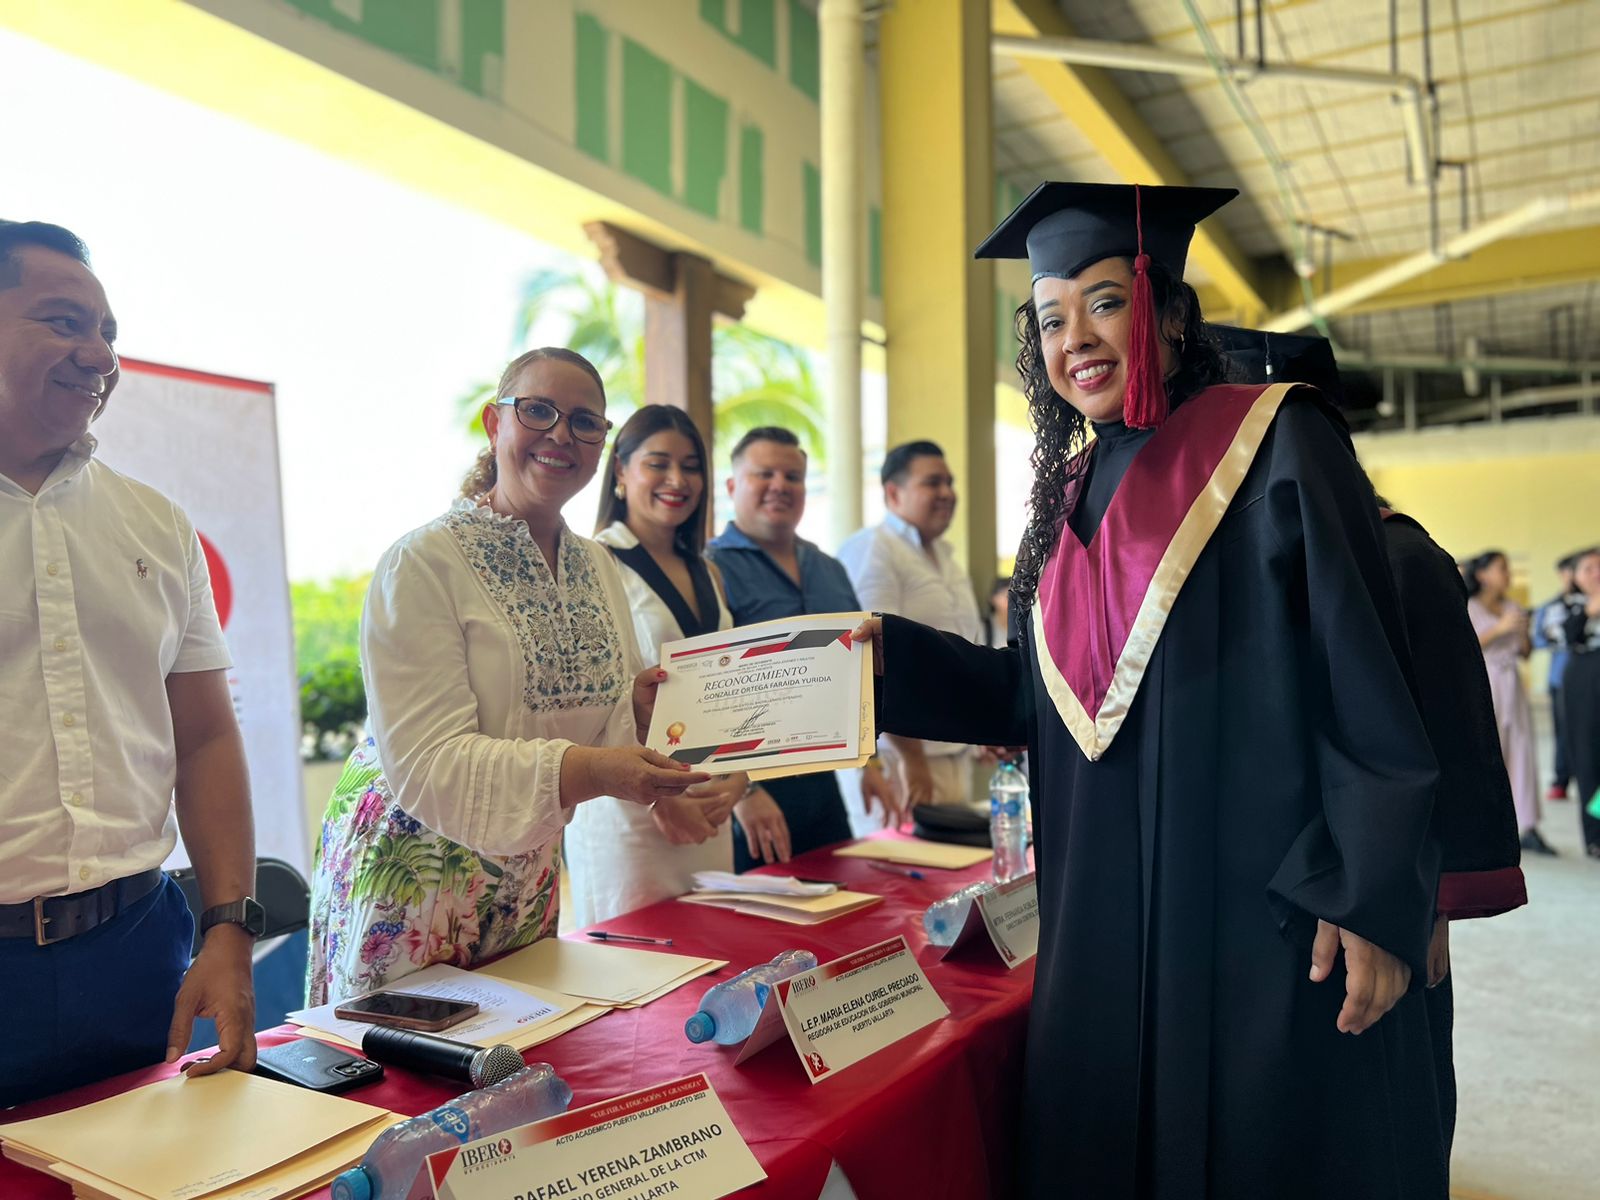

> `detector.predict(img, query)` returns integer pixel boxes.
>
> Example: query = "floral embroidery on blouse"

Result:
[441,500,624,712]
[306,739,560,1005]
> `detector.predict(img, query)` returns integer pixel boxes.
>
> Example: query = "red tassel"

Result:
[1123,188,1169,429]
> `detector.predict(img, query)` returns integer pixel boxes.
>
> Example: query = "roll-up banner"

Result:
[93,357,307,875]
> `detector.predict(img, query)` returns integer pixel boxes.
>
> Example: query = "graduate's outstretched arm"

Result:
[852,614,1031,747]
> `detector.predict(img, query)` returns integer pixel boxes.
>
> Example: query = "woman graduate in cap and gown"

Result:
[853,184,1447,1198]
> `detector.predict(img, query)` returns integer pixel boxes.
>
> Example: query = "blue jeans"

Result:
[0,876,192,1109]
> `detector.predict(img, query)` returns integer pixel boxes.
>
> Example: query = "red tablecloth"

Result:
[1,837,1032,1200]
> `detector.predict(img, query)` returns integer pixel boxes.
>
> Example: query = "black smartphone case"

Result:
[254,1038,385,1093]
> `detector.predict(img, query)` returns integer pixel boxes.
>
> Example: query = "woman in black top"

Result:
[1555,548,1600,856]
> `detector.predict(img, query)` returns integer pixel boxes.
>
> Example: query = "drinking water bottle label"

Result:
[426,1074,765,1200]
[428,1105,473,1143]
[990,797,1023,819]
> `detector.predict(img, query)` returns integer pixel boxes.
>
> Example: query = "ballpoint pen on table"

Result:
[865,861,926,881]
[587,931,675,946]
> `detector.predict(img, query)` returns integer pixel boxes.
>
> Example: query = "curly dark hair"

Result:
[1010,259,1234,627]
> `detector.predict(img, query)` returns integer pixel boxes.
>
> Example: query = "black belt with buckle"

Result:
[0,868,166,946]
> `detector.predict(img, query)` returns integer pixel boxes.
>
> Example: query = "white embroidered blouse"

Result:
[361,500,642,858]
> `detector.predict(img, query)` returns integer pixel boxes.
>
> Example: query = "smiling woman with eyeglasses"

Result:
[306,347,718,1005]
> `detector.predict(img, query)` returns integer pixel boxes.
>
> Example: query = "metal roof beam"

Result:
[1262,215,1600,322]
[991,0,1270,324]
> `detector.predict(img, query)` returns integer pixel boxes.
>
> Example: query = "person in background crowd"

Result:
[707,427,898,869]
[838,440,983,825]
[1,220,257,1106]
[1464,550,1553,855]
[306,349,710,1004]
[855,181,1446,1199]
[1534,551,1588,801]
[985,575,1014,648]
[566,405,752,924]
[1552,547,1600,858]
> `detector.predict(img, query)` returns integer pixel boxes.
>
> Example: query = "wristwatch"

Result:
[199,896,266,939]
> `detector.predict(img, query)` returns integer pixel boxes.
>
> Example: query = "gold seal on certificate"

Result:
[646,612,875,780]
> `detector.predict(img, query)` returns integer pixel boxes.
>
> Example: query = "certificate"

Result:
[647,612,874,780]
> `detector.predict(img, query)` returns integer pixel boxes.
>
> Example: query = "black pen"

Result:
[587,931,674,946]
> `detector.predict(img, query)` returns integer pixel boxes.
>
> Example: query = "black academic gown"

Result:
[881,388,1446,1199]
[1381,511,1526,1156]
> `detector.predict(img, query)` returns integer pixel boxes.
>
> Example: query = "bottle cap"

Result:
[331,1167,372,1200]
[684,1012,716,1044]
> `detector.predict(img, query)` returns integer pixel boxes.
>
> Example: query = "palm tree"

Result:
[458,264,825,467]
[711,322,828,469]
[455,263,645,434]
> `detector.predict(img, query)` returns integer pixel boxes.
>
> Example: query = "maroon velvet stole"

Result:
[1031,382,1294,761]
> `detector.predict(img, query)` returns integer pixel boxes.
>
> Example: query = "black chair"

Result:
[168,856,312,960]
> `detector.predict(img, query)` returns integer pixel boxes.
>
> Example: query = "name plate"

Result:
[427,1074,765,1200]
[773,936,948,1084]
[938,873,1040,968]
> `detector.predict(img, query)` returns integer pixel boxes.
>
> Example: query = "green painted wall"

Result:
[622,38,673,197]
[803,159,822,267]
[994,177,1028,369]
[684,80,730,219]
[459,0,504,96]
[574,14,609,162]
[279,0,506,98]
[222,1,885,312]
[787,0,819,102]
[868,205,882,299]
[701,0,777,69]
[740,124,765,235]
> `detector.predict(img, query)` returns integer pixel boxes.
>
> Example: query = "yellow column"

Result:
[879,0,997,596]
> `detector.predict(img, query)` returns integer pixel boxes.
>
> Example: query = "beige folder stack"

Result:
[677,888,884,924]
[290,940,727,1052]
[0,1070,396,1200]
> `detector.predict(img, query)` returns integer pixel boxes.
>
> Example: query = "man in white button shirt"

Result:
[0,221,258,1107]
[838,441,984,824]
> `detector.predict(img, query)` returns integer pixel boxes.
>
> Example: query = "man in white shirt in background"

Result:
[838,440,984,830]
[0,220,258,1108]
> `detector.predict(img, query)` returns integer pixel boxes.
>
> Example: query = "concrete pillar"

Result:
[879,0,997,593]
[584,221,754,465]
[820,0,866,549]
[643,253,716,451]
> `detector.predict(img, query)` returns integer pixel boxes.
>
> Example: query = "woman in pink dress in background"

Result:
[1465,550,1553,854]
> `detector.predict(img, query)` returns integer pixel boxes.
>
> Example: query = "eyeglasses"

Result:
[497,398,613,445]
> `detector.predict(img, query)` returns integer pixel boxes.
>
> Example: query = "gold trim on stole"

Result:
[1033,383,1295,761]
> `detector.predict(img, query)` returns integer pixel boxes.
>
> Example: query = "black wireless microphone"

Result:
[360,1024,524,1088]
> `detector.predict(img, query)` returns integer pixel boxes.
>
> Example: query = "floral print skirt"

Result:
[306,738,562,1005]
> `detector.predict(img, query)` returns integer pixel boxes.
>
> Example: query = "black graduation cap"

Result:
[1212,325,1346,407]
[973,181,1238,281]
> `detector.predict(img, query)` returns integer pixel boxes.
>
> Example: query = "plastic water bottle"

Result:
[684,949,819,1045]
[331,1064,572,1200]
[922,880,996,946]
[989,759,1030,883]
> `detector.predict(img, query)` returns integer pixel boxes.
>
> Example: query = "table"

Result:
[1,837,1033,1200]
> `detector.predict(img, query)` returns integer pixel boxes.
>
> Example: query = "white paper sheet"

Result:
[286,963,565,1047]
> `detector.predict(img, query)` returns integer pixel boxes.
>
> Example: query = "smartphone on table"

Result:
[333,990,480,1032]
[254,1038,385,1093]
